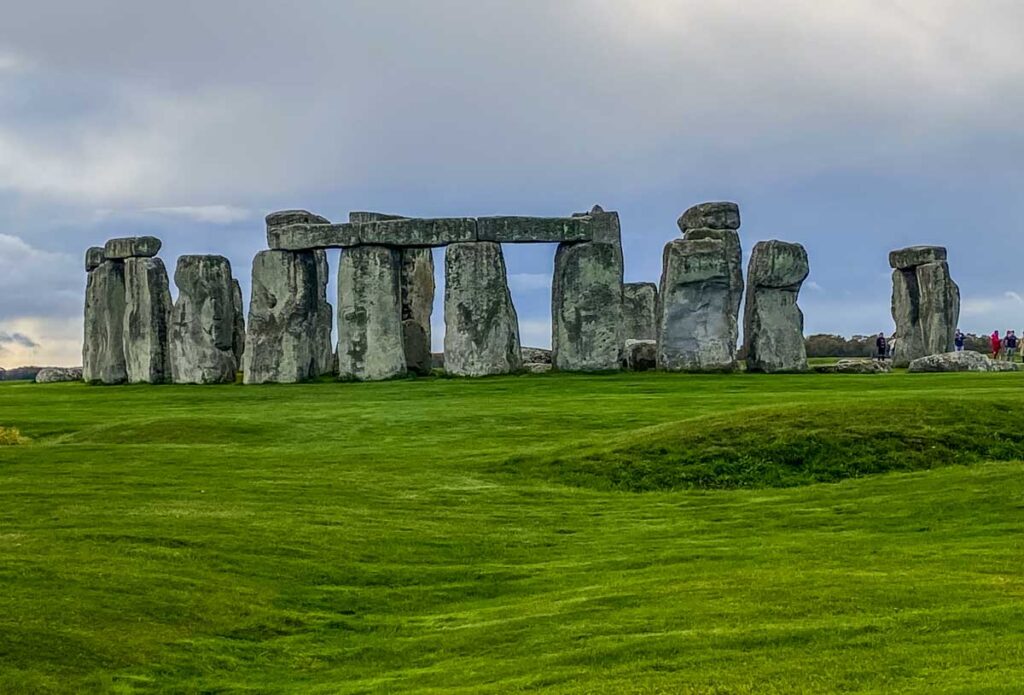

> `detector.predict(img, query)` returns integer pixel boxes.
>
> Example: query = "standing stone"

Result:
[83,260,128,384]
[336,245,406,380]
[444,241,521,376]
[622,282,658,341]
[657,238,738,372]
[400,248,435,375]
[890,246,960,367]
[743,240,810,373]
[170,255,238,384]
[231,279,246,368]
[244,250,321,384]
[313,250,334,376]
[123,257,173,383]
[552,207,624,371]
[683,228,744,318]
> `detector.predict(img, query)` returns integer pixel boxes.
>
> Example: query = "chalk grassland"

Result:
[1,373,1023,693]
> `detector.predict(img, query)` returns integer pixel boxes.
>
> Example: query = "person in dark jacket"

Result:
[954,329,965,352]
[875,333,887,361]
[1005,331,1018,362]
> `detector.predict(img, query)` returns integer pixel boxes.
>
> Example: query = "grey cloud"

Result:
[0,331,39,348]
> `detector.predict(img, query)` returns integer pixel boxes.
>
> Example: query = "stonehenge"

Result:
[170,255,239,384]
[743,241,810,373]
[78,199,973,385]
[890,247,960,367]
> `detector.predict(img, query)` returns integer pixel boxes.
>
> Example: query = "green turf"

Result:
[2,372,1024,693]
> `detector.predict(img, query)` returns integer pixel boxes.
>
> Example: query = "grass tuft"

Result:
[0,426,28,445]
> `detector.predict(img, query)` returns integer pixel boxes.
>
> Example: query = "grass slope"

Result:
[1,372,1024,693]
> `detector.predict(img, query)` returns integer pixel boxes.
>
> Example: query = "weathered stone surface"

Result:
[677,202,741,232]
[431,352,445,369]
[622,282,658,341]
[243,250,322,384]
[891,258,960,367]
[231,279,246,367]
[123,257,173,384]
[103,236,162,260]
[85,247,105,272]
[683,228,743,316]
[476,216,592,243]
[552,209,623,371]
[35,367,83,383]
[444,241,521,376]
[522,362,552,374]
[337,245,406,380]
[521,347,552,364]
[313,250,334,376]
[349,211,405,224]
[743,240,810,373]
[83,260,128,384]
[813,359,892,374]
[267,223,360,251]
[908,350,1019,373]
[889,245,947,270]
[400,248,435,375]
[624,339,657,371]
[170,255,238,384]
[266,209,331,229]
[360,217,477,247]
[657,239,737,372]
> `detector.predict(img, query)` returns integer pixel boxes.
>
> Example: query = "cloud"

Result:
[0,316,80,367]
[143,205,251,225]
[0,234,80,319]
[0,331,38,349]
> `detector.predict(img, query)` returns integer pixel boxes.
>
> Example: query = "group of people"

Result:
[980,330,1021,361]
[872,330,1023,362]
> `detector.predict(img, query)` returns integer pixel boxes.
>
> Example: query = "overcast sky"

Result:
[3,0,1024,367]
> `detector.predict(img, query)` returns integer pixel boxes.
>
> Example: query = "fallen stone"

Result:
[813,359,892,374]
[657,238,738,372]
[123,257,173,384]
[521,347,552,364]
[622,282,658,341]
[889,245,947,270]
[103,236,162,260]
[908,351,1019,373]
[243,250,322,384]
[35,367,83,383]
[337,245,407,380]
[552,208,624,371]
[85,247,105,272]
[522,362,552,374]
[476,216,593,243]
[444,241,522,376]
[743,240,810,373]
[170,255,238,384]
[624,339,657,371]
[83,260,128,384]
[677,202,741,232]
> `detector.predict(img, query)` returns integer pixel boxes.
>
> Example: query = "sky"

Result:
[2,0,1024,367]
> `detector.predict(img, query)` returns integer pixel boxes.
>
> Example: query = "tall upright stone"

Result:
[123,257,173,383]
[336,245,406,381]
[622,282,658,341]
[313,250,334,376]
[657,238,738,372]
[679,202,744,319]
[889,246,960,367]
[244,250,321,384]
[231,279,246,367]
[551,206,624,371]
[743,240,810,373]
[444,241,521,376]
[348,212,435,376]
[83,259,128,384]
[170,255,238,384]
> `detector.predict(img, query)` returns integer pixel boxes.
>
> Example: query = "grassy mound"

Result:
[504,397,1024,491]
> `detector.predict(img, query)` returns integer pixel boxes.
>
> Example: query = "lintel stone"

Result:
[104,236,162,260]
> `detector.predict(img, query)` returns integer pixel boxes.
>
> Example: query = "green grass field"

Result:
[2,372,1024,693]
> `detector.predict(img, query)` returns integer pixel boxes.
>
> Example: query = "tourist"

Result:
[954,329,965,352]
[875,333,887,361]
[991,330,1002,360]
[1007,331,1019,362]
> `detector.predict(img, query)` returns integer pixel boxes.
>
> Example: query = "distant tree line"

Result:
[804,333,989,358]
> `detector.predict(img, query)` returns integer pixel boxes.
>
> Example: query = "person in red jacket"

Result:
[991,330,1002,360]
